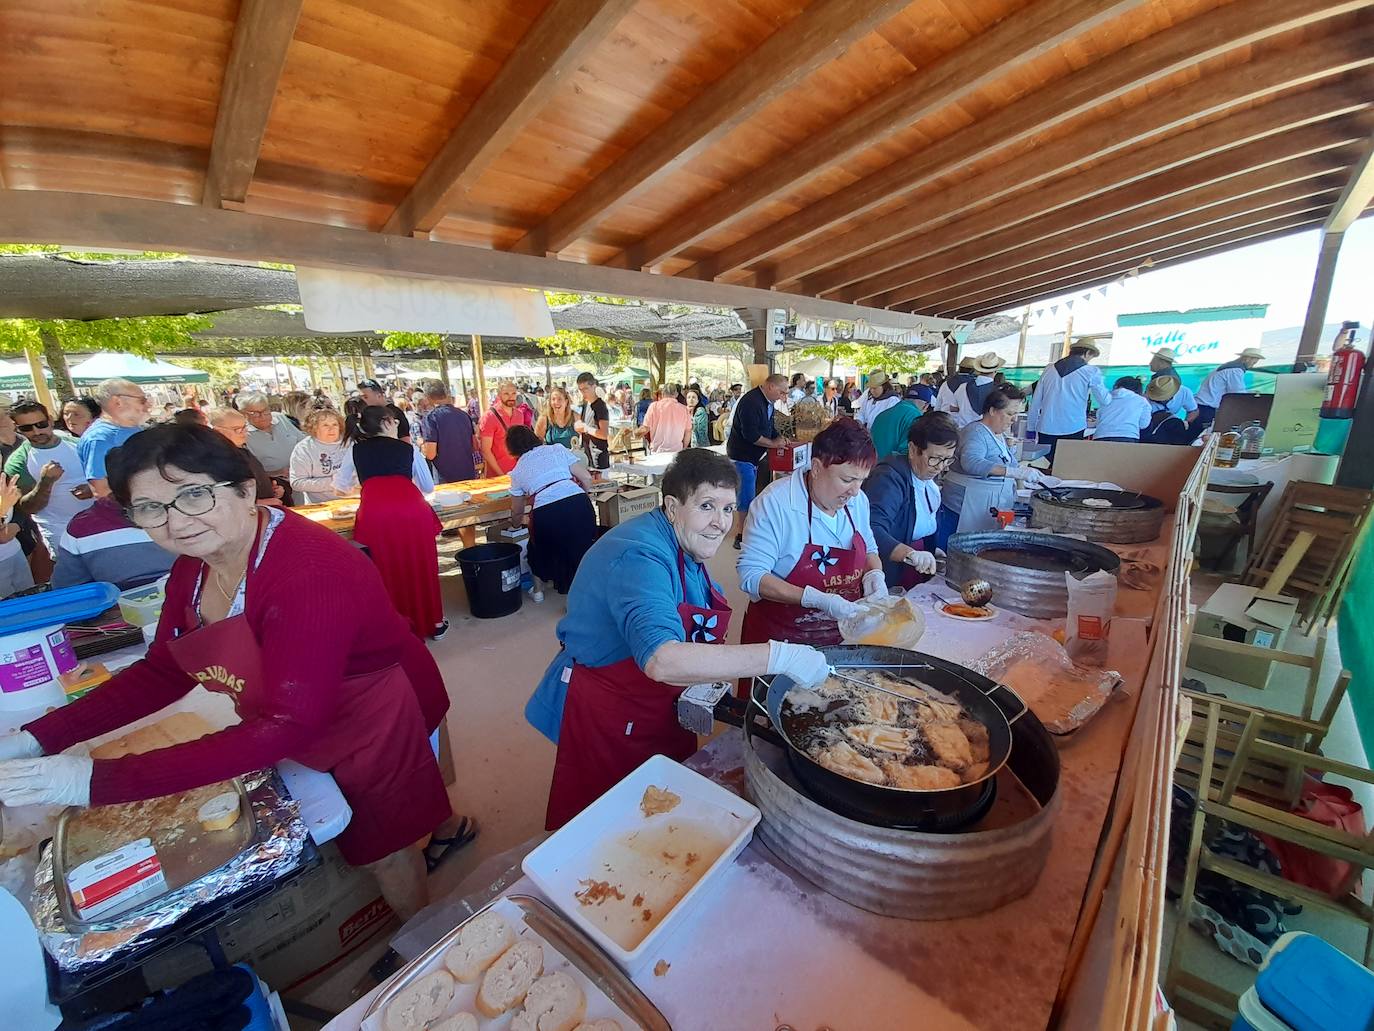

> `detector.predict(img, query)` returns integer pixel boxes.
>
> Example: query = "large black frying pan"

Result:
[749,645,1028,829]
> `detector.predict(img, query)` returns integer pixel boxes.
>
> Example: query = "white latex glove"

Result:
[0,755,93,808]
[800,585,862,621]
[0,730,42,761]
[862,569,888,599]
[933,547,946,560]
[766,641,831,688]
[1007,465,1041,484]
[902,550,938,575]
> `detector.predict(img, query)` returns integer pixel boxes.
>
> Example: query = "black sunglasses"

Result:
[15,420,51,432]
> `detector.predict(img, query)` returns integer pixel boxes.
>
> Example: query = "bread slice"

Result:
[442,910,517,983]
[476,940,544,1017]
[511,972,586,1031]
[428,1014,477,1031]
[383,969,454,1031]
[574,1021,623,1031]
[196,791,241,832]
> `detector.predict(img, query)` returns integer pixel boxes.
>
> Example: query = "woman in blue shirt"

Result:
[527,449,828,829]
[938,385,1041,547]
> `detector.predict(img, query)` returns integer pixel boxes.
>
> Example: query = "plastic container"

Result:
[522,754,760,974]
[1253,931,1374,1031]
[1233,986,1290,1031]
[0,582,118,711]
[117,579,166,628]
[456,542,523,619]
[1239,420,1266,459]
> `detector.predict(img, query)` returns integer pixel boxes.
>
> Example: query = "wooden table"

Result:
[293,476,515,548]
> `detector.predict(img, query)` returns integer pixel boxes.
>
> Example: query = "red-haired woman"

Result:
[738,417,885,650]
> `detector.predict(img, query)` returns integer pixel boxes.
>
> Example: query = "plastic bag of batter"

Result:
[839,594,926,650]
[1064,570,1117,666]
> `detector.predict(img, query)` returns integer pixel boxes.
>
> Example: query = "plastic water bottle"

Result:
[1239,420,1265,459]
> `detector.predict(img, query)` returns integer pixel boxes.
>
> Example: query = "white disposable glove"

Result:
[0,755,93,808]
[766,641,831,688]
[800,586,862,621]
[862,569,888,599]
[902,550,938,575]
[1007,465,1041,485]
[0,730,42,761]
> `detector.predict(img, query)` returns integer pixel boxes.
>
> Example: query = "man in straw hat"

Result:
[1194,347,1265,431]
[1026,338,1111,464]
[1141,376,1193,446]
[948,352,1004,430]
[1146,346,1198,427]
[936,355,977,415]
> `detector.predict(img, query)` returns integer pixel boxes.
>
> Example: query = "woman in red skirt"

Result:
[348,404,447,640]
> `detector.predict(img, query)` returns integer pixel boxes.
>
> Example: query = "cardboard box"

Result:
[143,844,393,993]
[1188,584,1299,688]
[768,441,812,474]
[593,485,659,527]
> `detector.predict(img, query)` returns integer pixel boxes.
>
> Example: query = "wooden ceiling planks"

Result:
[3,0,1372,322]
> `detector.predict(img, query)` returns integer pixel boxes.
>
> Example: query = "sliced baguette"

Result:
[442,910,517,983]
[382,969,454,1031]
[428,1013,478,1031]
[476,940,544,1017]
[511,971,586,1031]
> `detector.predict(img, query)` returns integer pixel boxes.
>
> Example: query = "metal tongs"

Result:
[827,667,925,705]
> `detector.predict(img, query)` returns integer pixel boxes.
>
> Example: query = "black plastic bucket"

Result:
[457,543,522,619]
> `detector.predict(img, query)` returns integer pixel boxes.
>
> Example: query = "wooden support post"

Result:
[682,338,690,386]
[349,354,360,387]
[455,355,468,403]
[271,356,282,393]
[1016,306,1031,367]
[363,352,376,380]
[329,357,345,396]
[943,333,958,377]
[544,354,553,392]
[306,355,319,390]
[285,362,297,390]
[472,333,488,410]
[1296,232,1343,364]
[23,345,55,414]
[436,334,451,388]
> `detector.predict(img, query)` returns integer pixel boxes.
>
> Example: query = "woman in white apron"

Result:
[936,384,1041,549]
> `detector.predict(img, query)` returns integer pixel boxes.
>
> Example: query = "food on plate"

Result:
[816,741,885,784]
[783,670,994,789]
[428,1014,478,1031]
[639,785,680,818]
[477,941,545,1017]
[942,602,991,619]
[196,791,241,832]
[511,972,586,1031]
[442,910,517,983]
[843,723,916,753]
[883,762,961,790]
[922,720,974,771]
[382,969,455,1031]
[575,1021,624,1031]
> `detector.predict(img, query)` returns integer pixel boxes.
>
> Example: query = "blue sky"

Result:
[1000,216,1373,338]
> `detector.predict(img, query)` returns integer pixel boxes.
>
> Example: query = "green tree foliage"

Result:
[0,314,212,358]
[380,331,441,352]
[175,357,244,392]
[798,340,929,375]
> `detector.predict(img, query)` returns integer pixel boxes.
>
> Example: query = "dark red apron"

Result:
[165,520,451,866]
[544,550,731,831]
[739,478,866,649]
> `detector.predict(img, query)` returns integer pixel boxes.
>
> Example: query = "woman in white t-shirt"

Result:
[505,425,598,595]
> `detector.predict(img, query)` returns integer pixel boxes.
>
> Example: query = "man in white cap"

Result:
[1194,347,1265,430]
[1026,339,1111,463]
[1146,347,1198,426]
[855,370,901,429]
[948,352,1004,429]
[936,355,977,414]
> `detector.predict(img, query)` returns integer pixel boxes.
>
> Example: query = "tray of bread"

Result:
[51,714,258,930]
[363,894,669,1031]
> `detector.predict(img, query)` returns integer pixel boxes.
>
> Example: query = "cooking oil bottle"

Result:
[1215,425,1242,468]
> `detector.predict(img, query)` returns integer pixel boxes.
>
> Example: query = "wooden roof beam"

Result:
[882,145,1364,309]
[946,216,1326,321]
[202,0,303,209]
[509,0,913,257]
[829,82,1368,305]
[1324,129,1374,232]
[686,0,1374,284]
[787,30,1374,295]
[382,0,637,238]
[847,110,1372,306]
[606,0,1146,271]
[926,190,1340,315]
[0,191,964,333]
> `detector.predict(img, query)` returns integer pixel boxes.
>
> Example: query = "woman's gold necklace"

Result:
[213,568,243,603]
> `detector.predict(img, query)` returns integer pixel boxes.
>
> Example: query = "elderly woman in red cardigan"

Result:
[0,424,474,918]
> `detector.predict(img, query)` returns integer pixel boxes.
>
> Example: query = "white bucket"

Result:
[0,624,78,712]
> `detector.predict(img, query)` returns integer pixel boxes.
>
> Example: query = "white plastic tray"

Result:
[521,754,760,974]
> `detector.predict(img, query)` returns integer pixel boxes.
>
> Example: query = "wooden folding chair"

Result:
[1198,480,1274,571]
[1165,686,1373,1029]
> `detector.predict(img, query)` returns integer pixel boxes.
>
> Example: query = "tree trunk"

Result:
[436,334,451,388]
[455,353,468,403]
[40,327,75,401]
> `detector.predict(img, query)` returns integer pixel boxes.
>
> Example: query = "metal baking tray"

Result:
[363,893,671,1031]
[53,778,257,931]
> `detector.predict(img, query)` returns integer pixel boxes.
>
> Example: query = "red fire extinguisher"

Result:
[1322,321,1365,420]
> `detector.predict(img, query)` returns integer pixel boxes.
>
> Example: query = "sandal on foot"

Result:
[424,816,479,873]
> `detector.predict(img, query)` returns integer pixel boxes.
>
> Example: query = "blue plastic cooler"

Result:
[1231,932,1374,1031]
